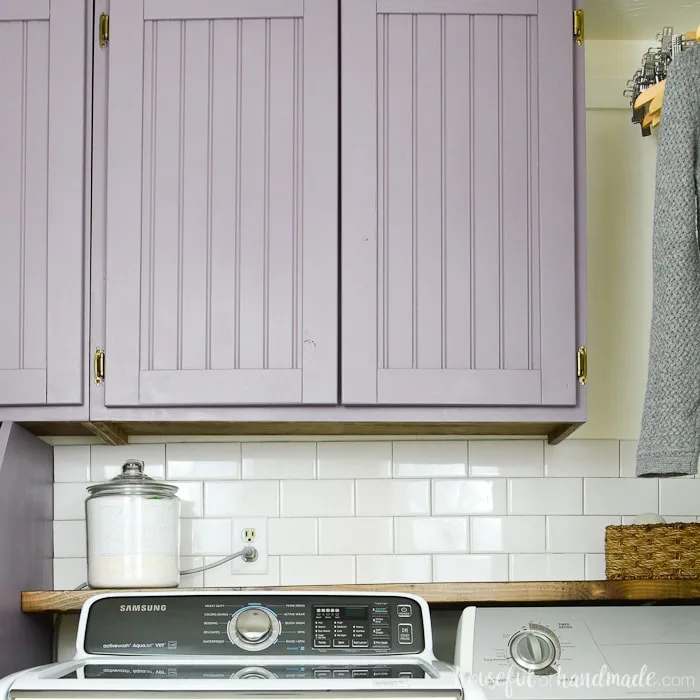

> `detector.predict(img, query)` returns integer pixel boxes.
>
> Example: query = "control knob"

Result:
[232,667,276,679]
[507,625,559,673]
[228,607,281,651]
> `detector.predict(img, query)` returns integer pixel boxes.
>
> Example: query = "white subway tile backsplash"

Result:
[318,442,392,479]
[508,479,582,515]
[243,443,315,480]
[469,441,544,478]
[204,481,277,517]
[180,519,232,556]
[545,440,619,477]
[53,521,87,558]
[356,480,430,516]
[659,480,700,515]
[54,558,87,589]
[509,553,584,581]
[357,555,432,583]
[180,557,204,587]
[54,446,91,483]
[170,482,204,517]
[433,479,507,515]
[167,443,241,480]
[319,518,393,554]
[203,556,281,587]
[546,516,621,553]
[54,483,88,520]
[471,516,545,553]
[269,518,318,555]
[619,441,638,477]
[281,481,354,517]
[393,441,467,478]
[395,517,468,554]
[433,554,508,582]
[90,445,165,481]
[584,553,606,580]
[584,478,658,515]
[280,556,355,585]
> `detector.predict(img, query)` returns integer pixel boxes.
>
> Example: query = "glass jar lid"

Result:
[86,459,179,498]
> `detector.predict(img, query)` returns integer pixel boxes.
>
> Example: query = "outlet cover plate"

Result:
[231,517,268,575]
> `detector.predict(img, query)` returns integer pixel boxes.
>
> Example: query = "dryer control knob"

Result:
[228,607,281,651]
[508,628,558,673]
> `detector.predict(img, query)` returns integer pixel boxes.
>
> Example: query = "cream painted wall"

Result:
[577,41,659,440]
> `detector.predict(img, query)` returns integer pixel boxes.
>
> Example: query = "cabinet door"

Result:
[0,0,86,406]
[342,0,578,406]
[105,0,337,407]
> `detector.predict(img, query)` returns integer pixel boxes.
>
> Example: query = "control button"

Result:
[333,639,350,648]
[352,640,370,648]
[314,670,332,679]
[372,639,391,649]
[398,671,414,678]
[314,638,331,648]
[397,605,412,618]
[371,616,390,626]
[372,669,391,678]
[372,606,389,614]
[398,623,413,645]
[333,670,351,678]
[371,627,390,637]
[352,670,370,678]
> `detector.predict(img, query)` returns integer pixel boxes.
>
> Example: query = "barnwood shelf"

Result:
[22,581,700,613]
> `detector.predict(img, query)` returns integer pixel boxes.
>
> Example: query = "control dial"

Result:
[507,624,560,674]
[228,607,281,651]
[232,667,276,679]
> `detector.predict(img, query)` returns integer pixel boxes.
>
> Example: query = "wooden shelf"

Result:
[22,581,700,613]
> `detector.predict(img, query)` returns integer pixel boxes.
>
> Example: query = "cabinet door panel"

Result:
[0,1,85,406]
[106,0,337,407]
[342,0,576,406]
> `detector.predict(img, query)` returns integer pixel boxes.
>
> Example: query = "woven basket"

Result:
[605,522,700,579]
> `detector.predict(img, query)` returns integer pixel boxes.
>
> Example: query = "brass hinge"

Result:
[94,348,105,385]
[576,346,588,386]
[573,8,584,45]
[99,13,110,49]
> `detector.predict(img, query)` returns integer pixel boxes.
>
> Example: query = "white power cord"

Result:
[73,545,258,590]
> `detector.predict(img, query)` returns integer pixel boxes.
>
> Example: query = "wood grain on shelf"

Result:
[22,581,700,613]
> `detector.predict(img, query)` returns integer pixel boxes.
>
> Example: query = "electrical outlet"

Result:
[231,517,268,575]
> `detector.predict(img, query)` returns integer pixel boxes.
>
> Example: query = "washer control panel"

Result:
[83,594,425,656]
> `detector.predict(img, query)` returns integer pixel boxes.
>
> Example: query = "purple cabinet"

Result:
[342,0,580,406]
[103,0,338,407]
[0,0,86,407]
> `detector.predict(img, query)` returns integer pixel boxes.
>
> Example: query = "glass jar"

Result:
[85,459,180,588]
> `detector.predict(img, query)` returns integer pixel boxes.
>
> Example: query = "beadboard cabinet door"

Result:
[342,0,579,406]
[0,0,86,406]
[104,0,337,407]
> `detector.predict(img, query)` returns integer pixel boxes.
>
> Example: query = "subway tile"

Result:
[661,516,698,523]
[280,556,355,585]
[281,481,354,517]
[433,554,508,582]
[204,481,277,517]
[317,442,391,479]
[319,518,393,554]
[269,518,318,555]
[659,480,700,515]
[433,479,507,515]
[90,444,165,481]
[395,517,468,554]
[357,555,432,583]
[180,519,231,556]
[584,554,606,581]
[180,557,204,587]
[54,521,87,558]
[545,440,619,477]
[54,446,91,483]
[54,483,88,520]
[619,441,638,477]
[469,441,544,478]
[393,441,467,478]
[471,516,545,554]
[203,556,280,587]
[170,482,204,517]
[584,478,657,515]
[167,443,240,480]
[356,480,430,516]
[508,478,582,515]
[509,554,584,581]
[54,558,87,590]
[546,516,621,553]
[243,443,316,480]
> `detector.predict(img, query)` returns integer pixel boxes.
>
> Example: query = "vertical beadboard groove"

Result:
[376,15,385,371]
[294,18,304,369]
[525,16,532,370]
[382,16,390,371]
[263,19,271,370]
[148,23,158,371]
[440,15,447,371]
[19,21,28,369]
[529,16,540,370]
[411,14,418,370]
[468,15,475,370]
[205,20,214,371]
[234,20,243,369]
[291,18,300,369]
[497,15,504,370]
[176,21,186,371]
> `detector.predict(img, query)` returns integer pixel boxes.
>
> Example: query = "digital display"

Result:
[344,607,367,620]
[314,605,368,620]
